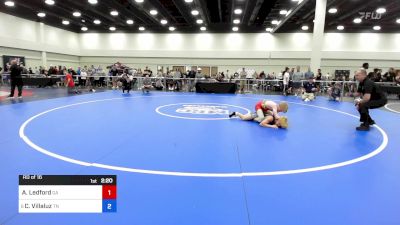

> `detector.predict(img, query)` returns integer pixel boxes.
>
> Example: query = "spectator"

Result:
[239,68,247,93]
[174,69,182,91]
[289,68,295,81]
[292,66,304,96]
[0,66,3,85]
[304,67,314,80]
[328,82,341,101]
[142,74,152,93]
[110,65,118,89]
[395,70,400,85]
[302,77,317,101]
[154,77,164,90]
[64,69,79,94]
[282,67,290,96]
[382,68,395,82]
[187,69,196,92]
[120,73,132,94]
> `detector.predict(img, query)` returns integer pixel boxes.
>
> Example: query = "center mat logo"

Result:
[176,104,229,115]
[156,103,250,120]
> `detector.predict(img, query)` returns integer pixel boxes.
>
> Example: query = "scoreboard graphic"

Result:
[18,175,117,213]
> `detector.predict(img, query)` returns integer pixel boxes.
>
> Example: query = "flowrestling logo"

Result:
[156,103,250,120]
[176,104,229,115]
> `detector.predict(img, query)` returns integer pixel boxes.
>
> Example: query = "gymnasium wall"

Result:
[1,12,400,75]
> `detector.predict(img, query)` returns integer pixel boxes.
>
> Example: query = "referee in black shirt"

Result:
[7,60,24,99]
[354,68,387,131]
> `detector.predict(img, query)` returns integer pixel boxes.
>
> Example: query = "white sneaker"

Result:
[18,96,23,99]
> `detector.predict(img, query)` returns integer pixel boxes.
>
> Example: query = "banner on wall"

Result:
[2,55,26,71]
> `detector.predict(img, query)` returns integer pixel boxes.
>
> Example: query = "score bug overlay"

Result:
[18,175,117,213]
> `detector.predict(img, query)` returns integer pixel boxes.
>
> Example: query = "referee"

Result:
[7,60,23,99]
[354,68,387,131]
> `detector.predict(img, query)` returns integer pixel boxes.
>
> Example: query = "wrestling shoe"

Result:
[356,124,370,131]
[229,112,236,118]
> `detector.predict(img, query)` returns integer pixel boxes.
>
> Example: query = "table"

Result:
[22,77,62,86]
[195,82,237,94]
[378,84,400,94]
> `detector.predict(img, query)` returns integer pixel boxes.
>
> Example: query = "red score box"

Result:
[102,185,117,199]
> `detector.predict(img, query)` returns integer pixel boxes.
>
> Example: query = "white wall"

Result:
[0,13,80,55]
[1,12,400,75]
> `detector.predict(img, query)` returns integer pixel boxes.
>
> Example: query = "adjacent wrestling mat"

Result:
[0,91,399,225]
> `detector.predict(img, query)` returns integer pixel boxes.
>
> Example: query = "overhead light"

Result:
[4,1,14,7]
[169,26,175,31]
[234,9,242,15]
[328,8,337,14]
[135,0,144,2]
[196,19,203,24]
[353,18,362,23]
[150,9,158,15]
[376,8,386,14]
[45,0,55,5]
[139,26,145,31]
[93,19,101,24]
[397,18,400,23]
[110,10,119,16]
[266,27,273,32]
[271,20,279,25]
[126,19,134,25]
[232,27,239,32]
[88,0,97,4]
[301,25,309,30]
[286,10,292,16]
[337,25,344,30]
[37,12,46,17]
[81,27,88,31]
[233,19,240,24]
[160,19,168,25]
[280,10,288,15]
[62,20,70,25]
[73,12,81,17]
[184,0,193,2]
[200,26,206,31]
[109,27,116,31]
[81,19,86,23]
[373,25,381,30]
[191,10,199,16]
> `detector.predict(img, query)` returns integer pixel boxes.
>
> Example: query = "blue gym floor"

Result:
[1,91,399,225]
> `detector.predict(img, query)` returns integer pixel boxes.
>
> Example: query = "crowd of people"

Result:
[1,61,400,100]
[0,61,395,131]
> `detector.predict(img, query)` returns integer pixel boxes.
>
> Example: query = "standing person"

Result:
[110,65,118,89]
[239,68,247,93]
[7,60,23,99]
[292,66,304,96]
[282,67,290,96]
[304,67,314,80]
[187,69,196,92]
[354,69,387,131]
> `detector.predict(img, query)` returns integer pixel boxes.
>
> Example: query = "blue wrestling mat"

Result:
[0,91,399,225]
